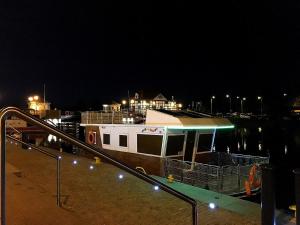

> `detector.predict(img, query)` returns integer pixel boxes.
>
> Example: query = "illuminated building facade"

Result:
[27,95,52,118]
[128,93,182,115]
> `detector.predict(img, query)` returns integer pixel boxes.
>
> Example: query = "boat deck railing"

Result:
[81,111,126,124]
[164,153,269,196]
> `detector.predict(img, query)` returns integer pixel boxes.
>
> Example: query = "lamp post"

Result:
[210,96,215,114]
[122,100,127,111]
[236,96,240,112]
[241,97,246,113]
[257,96,263,116]
[226,94,232,113]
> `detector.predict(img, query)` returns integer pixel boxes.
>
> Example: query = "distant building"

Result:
[27,95,60,119]
[102,101,121,112]
[128,93,182,115]
[292,97,300,113]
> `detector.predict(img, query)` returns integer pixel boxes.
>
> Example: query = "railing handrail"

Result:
[6,135,61,206]
[6,124,22,134]
[6,135,57,159]
[0,107,198,225]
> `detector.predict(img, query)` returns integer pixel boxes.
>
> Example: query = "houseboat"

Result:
[81,109,268,196]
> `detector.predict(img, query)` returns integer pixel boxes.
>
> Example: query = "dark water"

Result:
[213,118,300,209]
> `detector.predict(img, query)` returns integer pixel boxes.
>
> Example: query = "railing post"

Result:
[237,164,240,192]
[261,164,275,225]
[294,168,300,225]
[0,116,6,225]
[57,157,61,207]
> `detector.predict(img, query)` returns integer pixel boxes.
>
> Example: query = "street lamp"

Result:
[121,100,127,111]
[257,96,263,116]
[236,96,240,112]
[226,94,232,113]
[241,97,246,113]
[210,96,215,114]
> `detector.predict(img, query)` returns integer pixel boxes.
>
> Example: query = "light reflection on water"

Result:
[214,119,300,160]
[214,119,300,208]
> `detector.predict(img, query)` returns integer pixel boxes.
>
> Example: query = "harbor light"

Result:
[242,97,246,101]
[284,145,288,154]
[28,96,33,101]
[210,96,216,114]
[153,185,159,191]
[33,95,39,101]
[178,103,182,108]
[209,203,216,209]
[122,100,127,105]
[225,94,232,112]
[257,96,262,100]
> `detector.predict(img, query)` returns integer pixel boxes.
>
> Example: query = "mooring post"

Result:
[294,168,300,225]
[261,164,275,225]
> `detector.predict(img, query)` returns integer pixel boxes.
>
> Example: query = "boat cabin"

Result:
[81,109,234,175]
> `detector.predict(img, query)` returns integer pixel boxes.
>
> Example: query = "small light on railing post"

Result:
[89,165,94,170]
[154,185,159,191]
[209,203,216,209]
[118,174,124,179]
[72,160,78,165]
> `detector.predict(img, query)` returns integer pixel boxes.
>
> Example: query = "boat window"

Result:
[137,134,162,156]
[119,135,128,147]
[198,134,212,152]
[166,135,185,156]
[103,133,110,145]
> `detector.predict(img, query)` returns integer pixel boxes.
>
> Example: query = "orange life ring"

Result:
[244,164,261,196]
[87,132,95,144]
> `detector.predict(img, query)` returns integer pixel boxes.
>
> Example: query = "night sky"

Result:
[0,1,299,110]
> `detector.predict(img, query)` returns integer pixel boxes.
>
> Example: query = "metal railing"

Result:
[0,107,198,225]
[164,153,269,196]
[6,135,61,206]
[81,111,124,124]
